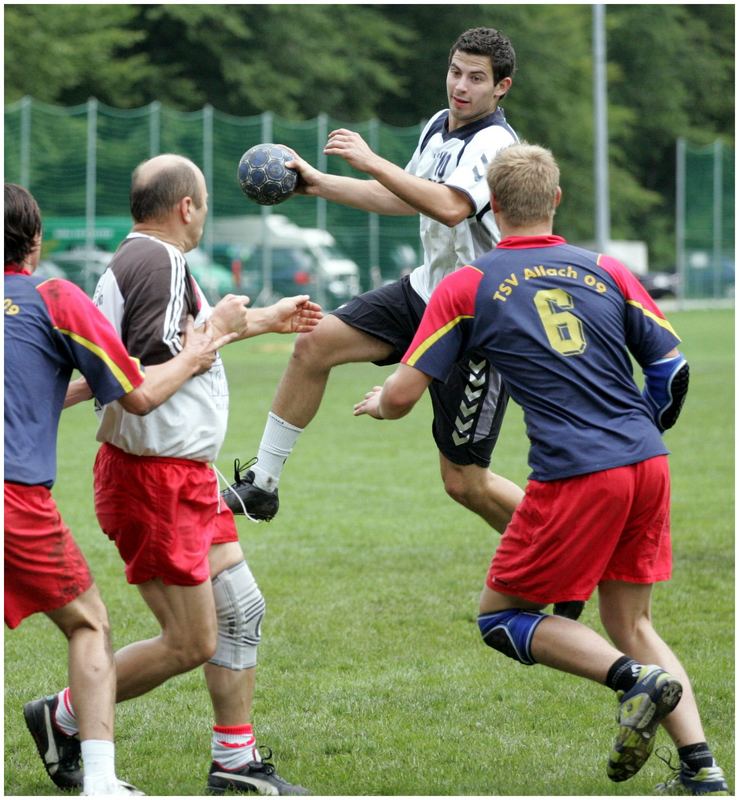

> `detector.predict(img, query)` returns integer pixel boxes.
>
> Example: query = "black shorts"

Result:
[333,276,508,468]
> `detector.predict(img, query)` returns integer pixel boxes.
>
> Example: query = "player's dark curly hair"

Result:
[4,183,42,266]
[130,155,204,223]
[449,27,517,88]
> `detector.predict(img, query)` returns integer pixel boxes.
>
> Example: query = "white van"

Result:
[211,214,361,309]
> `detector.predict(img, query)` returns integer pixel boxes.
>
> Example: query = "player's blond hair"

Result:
[486,143,559,226]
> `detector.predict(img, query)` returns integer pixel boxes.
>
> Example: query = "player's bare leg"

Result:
[478,584,683,782]
[203,541,307,794]
[439,456,523,533]
[113,579,218,700]
[24,586,142,794]
[598,580,705,748]
[223,315,393,518]
[46,585,116,741]
[271,314,394,429]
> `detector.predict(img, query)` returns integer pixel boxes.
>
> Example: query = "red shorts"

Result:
[93,444,239,587]
[487,456,672,603]
[4,482,93,629]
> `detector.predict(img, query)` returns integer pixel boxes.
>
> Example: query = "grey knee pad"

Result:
[209,560,265,670]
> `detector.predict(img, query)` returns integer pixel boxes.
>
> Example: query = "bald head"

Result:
[130,154,205,223]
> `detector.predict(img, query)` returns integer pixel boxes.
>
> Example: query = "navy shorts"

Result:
[333,276,508,467]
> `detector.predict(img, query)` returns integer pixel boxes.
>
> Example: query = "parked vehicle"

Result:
[48,247,113,296]
[211,215,361,309]
[186,248,238,303]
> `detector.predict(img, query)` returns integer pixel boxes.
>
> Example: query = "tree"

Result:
[4,5,150,106]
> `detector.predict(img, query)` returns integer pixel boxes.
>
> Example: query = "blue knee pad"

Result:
[477,609,547,665]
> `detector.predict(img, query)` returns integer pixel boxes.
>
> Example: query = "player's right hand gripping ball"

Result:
[237,143,298,206]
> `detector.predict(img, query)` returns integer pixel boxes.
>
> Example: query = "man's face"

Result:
[446,51,508,130]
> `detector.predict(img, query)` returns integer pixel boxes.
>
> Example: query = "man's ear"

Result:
[491,193,500,213]
[178,196,193,223]
[554,186,562,209]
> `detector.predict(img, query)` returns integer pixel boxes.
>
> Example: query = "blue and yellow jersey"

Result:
[403,236,681,481]
[4,267,145,487]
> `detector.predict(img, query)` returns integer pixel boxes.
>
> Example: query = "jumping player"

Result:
[223,27,524,536]
[353,144,729,794]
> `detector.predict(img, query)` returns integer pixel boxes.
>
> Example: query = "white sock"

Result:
[81,739,116,794]
[252,412,303,491]
[212,723,258,769]
[54,687,79,736]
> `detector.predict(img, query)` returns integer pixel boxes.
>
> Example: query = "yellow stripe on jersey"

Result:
[56,327,143,392]
[405,315,473,367]
[626,300,680,339]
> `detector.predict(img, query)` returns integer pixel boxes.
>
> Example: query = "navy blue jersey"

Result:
[4,268,144,487]
[403,236,681,480]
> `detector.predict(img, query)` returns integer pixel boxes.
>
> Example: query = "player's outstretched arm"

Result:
[118,317,235,415]
[287,149,414,216]
[353,364,432,420]
[324,128,473,226]
[209,294,251,341]
[244,295,323,337]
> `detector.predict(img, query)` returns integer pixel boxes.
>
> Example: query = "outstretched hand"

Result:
[284,149,324,197]
[210,294,251,339]
[182,315,238,375]
[353,385,384,419]
[324,128,381,174]
[268,295,323,334]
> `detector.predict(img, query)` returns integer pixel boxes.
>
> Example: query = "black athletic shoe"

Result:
[221,458,279,521]
[553,600,585,620]
[206,751,309,795]
[23,695,83,790]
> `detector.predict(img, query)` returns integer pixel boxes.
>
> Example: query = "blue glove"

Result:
[642,352,689,432]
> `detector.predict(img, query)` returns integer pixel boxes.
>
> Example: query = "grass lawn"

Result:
[4,307,734,796]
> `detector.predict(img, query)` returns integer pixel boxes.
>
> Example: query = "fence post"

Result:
[86,98,98,278]
[20,95,32,189]
[316,113,328,231]
[203,103,214,258]
[259,111,274,303]
[368,117,380,285]
[149,100,161,157]
[712,139,723,299]
[675,137,686,308]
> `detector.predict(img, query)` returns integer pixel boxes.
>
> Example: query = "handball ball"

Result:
[237,143,298,206]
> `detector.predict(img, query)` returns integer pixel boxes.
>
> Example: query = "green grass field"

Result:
[4,308,734,796]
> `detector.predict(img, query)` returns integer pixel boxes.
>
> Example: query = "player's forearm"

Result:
[366,159,472,227]
[379,367,429,419]
[64,377,93,408]
[241,307,280,337]
[317,173,416,215]
[117,351,201,415]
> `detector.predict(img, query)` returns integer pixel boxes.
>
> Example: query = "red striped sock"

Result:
[54,687,78,736]
[212,723,258,770]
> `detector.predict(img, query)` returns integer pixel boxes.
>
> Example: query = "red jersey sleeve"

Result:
[37,278,145,403]
[402,266,483,381]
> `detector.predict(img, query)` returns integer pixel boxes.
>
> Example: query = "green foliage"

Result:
[3,310,734,796]
[4,5,150,106]
[3,4,734,268]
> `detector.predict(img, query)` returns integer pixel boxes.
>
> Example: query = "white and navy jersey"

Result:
[92,233,229,463]
[405,106,517,303]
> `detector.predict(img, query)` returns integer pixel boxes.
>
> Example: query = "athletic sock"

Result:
[605,656,642,693]
[81,739,116,794]
[252,412,303,491]
[678,742,715,772]
[54,687,79,736]
[212,723,258,769]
